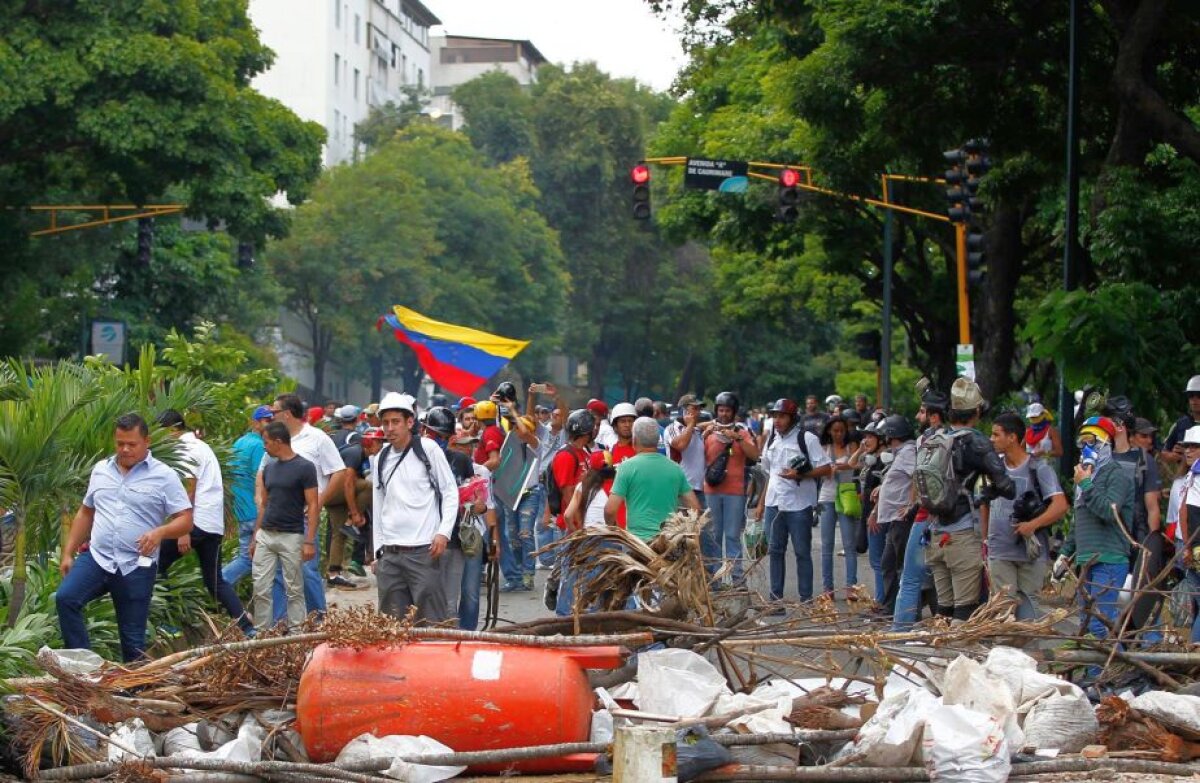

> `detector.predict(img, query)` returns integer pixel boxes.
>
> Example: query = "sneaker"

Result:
[499,581,525,593]
[347,561,367,577]
[522,574,535,591]
[326,574,359,589]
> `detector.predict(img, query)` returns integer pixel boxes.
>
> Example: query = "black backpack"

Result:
[375,437,445,512]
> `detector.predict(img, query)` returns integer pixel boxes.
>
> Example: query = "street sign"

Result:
[684,158,749,192]
[91,319,127,365]
[956,343,975,381]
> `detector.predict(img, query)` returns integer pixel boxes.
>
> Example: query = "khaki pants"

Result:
[926,528,983,609]
[324,478,371,571]
[252,529,304,631]
[988,558,1047,621]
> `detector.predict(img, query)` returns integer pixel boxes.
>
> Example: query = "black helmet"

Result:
[921,389,949,414]
[423,406,456,438]
[881,414,915,442]
[494,381,518,402]
[714,391,740,413]
[429,393,450,409]
[566,409,596,440]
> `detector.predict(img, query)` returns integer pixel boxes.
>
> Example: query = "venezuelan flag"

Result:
[377,306,529,396]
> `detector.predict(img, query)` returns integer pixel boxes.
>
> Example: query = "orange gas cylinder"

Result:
[296,642,627,773]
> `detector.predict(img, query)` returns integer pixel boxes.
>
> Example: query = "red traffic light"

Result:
[630,164,651,184]
[779,168,801,188]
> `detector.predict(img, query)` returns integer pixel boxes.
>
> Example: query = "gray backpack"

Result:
[913,429,971,518]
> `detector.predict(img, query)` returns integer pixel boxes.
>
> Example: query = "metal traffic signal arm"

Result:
[22,204,186,238]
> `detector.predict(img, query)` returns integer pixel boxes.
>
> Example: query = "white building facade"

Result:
[428,36,546,130]
[249,0,440,167]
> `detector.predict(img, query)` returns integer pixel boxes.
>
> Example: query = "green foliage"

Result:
[1020,283,1198,423]
[353,86,428,152]
[452,72,535,164]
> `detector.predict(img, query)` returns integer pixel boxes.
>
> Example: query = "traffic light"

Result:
[237,241,255,270]
[967,228,986,286]
[776,168,802,222]
[855,329,882,362]
[943,149,970,224]
[136,218,154,267]
[631,163,651,220]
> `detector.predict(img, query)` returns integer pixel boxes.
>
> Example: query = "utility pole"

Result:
[881,178,894,410]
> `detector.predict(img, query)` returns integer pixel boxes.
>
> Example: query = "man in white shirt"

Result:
[372,392,459,622]
[666,394,709,503]
[156,410,250,632]
[265,394,349,623]
[755,398,832,605]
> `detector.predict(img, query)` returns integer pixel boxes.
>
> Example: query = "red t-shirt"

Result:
[703,428,753,495]
[552,445,588,529]
[607,443,637,529]
[473,424,505,465]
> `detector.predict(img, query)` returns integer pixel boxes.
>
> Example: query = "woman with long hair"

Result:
[817,416,858,596]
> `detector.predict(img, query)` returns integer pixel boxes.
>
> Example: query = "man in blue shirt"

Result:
[222,405,273,589]
[57,413,193,661]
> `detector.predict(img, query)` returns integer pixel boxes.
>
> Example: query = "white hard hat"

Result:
[825,394,843,406]
[378,392,416,415]
[1187,375,1200,394]
[1183,425,1200,446]
[610,402,637,421]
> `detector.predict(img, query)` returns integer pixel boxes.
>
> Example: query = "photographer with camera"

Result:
[755,398,832,607]
[701,391,759,585]
[982,412,1068,620]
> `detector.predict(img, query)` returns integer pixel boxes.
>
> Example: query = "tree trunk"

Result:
[589,352,609,400]
[974,203,1024,400]
[369,354,382,402]
[309,321,328,400]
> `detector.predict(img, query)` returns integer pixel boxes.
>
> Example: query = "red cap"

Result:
[361,427,385,441]
[587,398,609,417]
[306,407,325,425]
[588,450,612,471]
[457,396,477,410]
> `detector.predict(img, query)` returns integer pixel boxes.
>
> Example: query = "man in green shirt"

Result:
[607,417,701,540]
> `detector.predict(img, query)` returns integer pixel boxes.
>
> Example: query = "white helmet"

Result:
[610,402,637,422]
[378,392,416,415]
[825,394,843,407]
[1187,375,1200,394]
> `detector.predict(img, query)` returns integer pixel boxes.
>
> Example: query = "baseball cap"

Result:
[1026,403,1047,420]
[677,394,705,409]
[588,450,613,472]
[1180,425,1200,446]
[363,403,380,416]
[586,398,609,417]
[252,405,274,421]
[361,427,385,441]
[305,407,325,426]
[1133,418,1158,436]
[456,396,477,411]
[335,404,360,422]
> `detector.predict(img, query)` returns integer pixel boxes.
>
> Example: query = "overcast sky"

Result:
[430,0,686,92]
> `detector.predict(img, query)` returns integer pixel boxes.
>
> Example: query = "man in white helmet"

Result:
[1164,375,1200,465]
[371,392,459,622]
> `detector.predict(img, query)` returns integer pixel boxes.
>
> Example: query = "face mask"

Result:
[880,450,895,465]
[862,454,878,468]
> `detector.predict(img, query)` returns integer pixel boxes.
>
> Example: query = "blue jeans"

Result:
[1185,568,1200,644]
[56,550,157,662]
[500,485,544,587]
[222,517,256,587]
[459,548,484,630]
[703,493,746,581]
[272,531,327,625]
[767,506,815,601]
[868,523,888,605]
[1080,561,1129,639]
[892,519,930,630]
[536,522,562,567]
[818,501,858,591]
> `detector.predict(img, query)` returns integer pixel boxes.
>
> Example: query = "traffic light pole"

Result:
[880,178,894,411]
[955,221,971,345]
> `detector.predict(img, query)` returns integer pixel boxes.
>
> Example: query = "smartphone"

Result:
[530,383,550,394]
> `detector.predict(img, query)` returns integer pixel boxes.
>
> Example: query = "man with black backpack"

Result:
[371,392,459,622]
[548,409,596,615]
[323,404,366,589]
[916,378,1014,622]
[983,412,1068,620]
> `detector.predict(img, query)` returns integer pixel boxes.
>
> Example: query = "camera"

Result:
[1011,490,1049,523]
[787,453,813,478]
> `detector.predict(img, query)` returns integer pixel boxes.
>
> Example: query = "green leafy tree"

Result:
[452,71,535,164]
[353,86,428,152]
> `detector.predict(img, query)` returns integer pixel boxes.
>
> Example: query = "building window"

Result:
[417,68,423,88]
[333,54,340,85]
[354,68,360,100]
[334,0,340,27]
[391,44,397,68]
[333,109,341,140]
[354,14,361,45]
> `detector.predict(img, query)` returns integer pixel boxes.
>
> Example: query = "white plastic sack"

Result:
[1021,692,1098,753]
[163,723,204,756]
[107,718,156,761]
[635,648,730,717]
[590,710,614,743]
[335,734,464,783]
[836,686,939,767]
[165,714,264,764]
[258,709,308,762]
[710,690,791,734]
[923,704,1010,783]
[982,646,1082,712]
[1130,691,1200,736]
[942,656,1023,752]
[38,646,105,677]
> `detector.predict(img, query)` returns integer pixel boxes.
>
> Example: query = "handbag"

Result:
[835,481,862,518]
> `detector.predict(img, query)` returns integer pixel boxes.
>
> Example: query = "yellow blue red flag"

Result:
[377,306,529,396]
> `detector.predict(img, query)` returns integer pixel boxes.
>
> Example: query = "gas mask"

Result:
[880,450,895,466]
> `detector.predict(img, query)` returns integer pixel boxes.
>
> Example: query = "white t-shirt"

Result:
[665,421,707,490]
[178,432,224,535]
[595,420,617,450]
[761,426,829,512]
[289,424,346,497]
[584,487,609,528]
[371,436,459,548]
